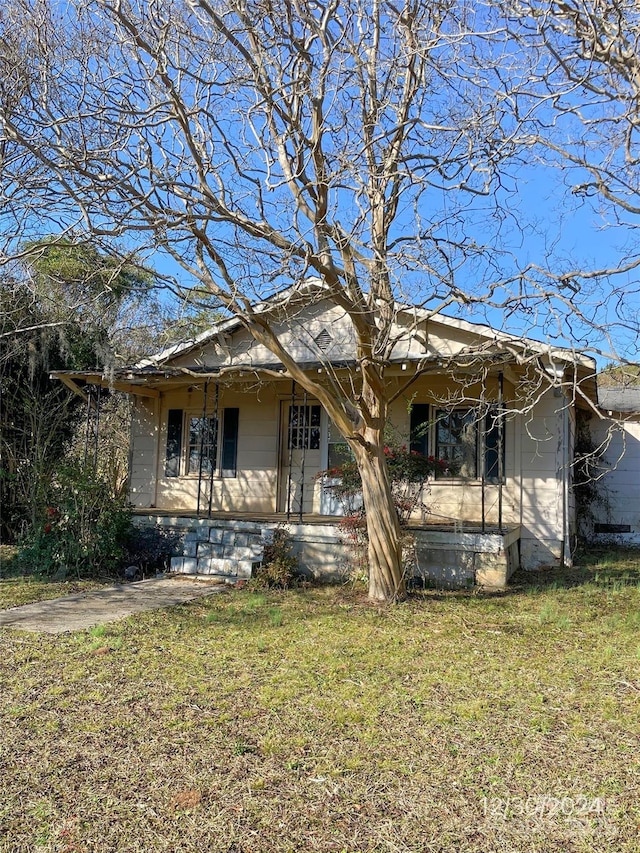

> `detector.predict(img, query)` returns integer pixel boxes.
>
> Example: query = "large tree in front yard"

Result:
[0,0,628,599]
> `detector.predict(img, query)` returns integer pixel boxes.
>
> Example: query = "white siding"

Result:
[129,397,158,507]
[388,384,569,568]
[590,415,640,535]
[153,385,280,513]
[127,370,572,572]
[163,302,511,372]
[384,384,519,527]
[517,394,567,568]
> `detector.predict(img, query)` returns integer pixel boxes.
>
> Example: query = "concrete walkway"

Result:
[0,577,226,634]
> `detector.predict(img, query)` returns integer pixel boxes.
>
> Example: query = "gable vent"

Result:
[314,328,333,353]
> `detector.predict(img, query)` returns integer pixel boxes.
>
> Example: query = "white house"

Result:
[53,291,600,588]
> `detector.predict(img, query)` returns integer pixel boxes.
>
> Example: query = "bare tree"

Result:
[0,0,622,599]
[499,0,640,361]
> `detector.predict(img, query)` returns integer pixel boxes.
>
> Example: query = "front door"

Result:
[278,401,322,515]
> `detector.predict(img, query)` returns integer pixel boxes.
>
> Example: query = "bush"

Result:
[253,527,299,589]
[320,444,456,525]
[318,442,458,583]
[123,526,184,576]
[14,461,132,578]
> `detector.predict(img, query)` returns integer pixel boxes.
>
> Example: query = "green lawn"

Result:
[0,549,639,852]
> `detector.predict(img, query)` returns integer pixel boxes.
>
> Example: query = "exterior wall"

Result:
[589,415,640,544]
[386,375,519,528]
[135,514,347,580]
[128,373,572,572]
[517,391,568,569]
[391,378,570,571]
[136,514,519,588]
[153,384,280,513]
[413,526,520,588]
[164,301,474,372]
[129,397,158,508]
[169,301,360,369]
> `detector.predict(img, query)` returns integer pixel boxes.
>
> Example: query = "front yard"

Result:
[0,549,639,852]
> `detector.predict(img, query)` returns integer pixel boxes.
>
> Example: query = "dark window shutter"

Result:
[410,404,430,456]
[484,409,505,481]
[221,408,239,477]
[165,409,183,477]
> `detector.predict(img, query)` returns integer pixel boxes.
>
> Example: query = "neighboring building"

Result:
[53,290,600,587]
[589,378,640,545]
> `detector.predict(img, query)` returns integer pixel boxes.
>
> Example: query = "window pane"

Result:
[327,420,353,469]
[288,404,322,450]
[410,404,429,456]
[221,408,239,477]
[435,409,477,477]
[188,415,217,474]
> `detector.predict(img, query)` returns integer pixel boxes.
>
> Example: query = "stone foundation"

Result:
[134,514,521,589]
[412,526,520,589]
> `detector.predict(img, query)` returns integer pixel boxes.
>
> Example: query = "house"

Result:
[587,377,640,545]
[53,288,600,588]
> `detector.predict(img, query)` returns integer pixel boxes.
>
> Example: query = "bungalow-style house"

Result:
[53,288,599,588]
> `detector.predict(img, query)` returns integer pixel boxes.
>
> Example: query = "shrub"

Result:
[320,445,456,525]
[253,526,299,589]
[123,526,184,576]
[318,442,458,583]
[14,461,132,577]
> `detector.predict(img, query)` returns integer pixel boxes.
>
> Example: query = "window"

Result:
[188,415,217,475]
[327,419,353,469]
[436,409,478,477]
[409,404,506,481]
[164,408,239,478]
[287,404,321,450]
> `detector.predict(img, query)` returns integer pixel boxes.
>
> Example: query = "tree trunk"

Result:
[353,441,406,603]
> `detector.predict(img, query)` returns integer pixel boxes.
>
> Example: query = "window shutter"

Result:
[165,409,183,477]
[221,408,239,477]
[410,404,430,456]
[484,409,505,481]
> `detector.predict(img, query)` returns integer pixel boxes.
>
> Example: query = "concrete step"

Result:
[170,555,256,577]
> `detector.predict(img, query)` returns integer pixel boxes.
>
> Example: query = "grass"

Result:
[0,545,109,609]
[0,547,639,851]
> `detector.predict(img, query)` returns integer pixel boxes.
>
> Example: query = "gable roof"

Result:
[140,282,595,372]
[51,282,598,402]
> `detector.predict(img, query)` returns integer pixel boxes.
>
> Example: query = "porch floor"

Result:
[132,508,516,535]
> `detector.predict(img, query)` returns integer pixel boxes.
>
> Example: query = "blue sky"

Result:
[144,155,639,369]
